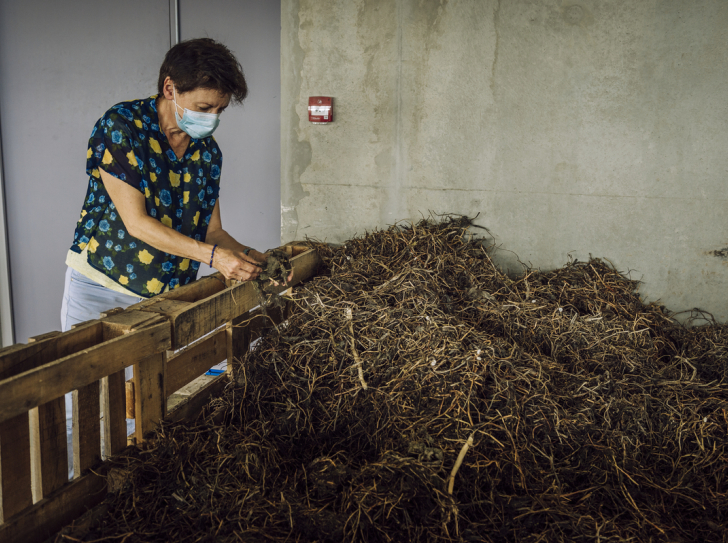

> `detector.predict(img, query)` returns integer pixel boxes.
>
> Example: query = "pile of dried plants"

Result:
[58,216,727,543]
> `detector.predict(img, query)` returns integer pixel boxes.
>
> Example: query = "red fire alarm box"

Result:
[308,96,333,124]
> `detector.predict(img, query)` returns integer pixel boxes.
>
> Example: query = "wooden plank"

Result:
[139,298,192,317]
[27,331,63,343]
[27,408,42,503]
[137,299,193,347]
[36,399,67,496]
[0,323,102,383]
[249,304,288,338]
[227,314,250,380]
[72,381,100,478]
[25,334,63,504]
[282,243,312,258]
[0,413,33,523]
[288,247,321,284]
[0,343,51,391]
[133,351,166,441]
[161,274,227,303]
[0,322,171,424]
[101,371,127,458]
[0,468,106,543]
[166,329,227,394]
[125,274,226,309]
[167,374,216,412]
[147,248,320,348]
[125,381,135,419]
[166,374,229,425]
[0,339,58,381]
[98,307,124,318]
[101,311,165,337]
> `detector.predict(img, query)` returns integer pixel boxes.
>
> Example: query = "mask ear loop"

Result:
[172,84,185,117]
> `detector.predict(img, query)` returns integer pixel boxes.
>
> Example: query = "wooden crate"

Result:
[0,244,320,543]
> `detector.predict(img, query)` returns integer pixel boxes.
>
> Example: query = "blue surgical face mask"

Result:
[173,86,220,139]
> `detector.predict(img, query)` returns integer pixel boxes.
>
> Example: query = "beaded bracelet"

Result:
[209,244,218,267]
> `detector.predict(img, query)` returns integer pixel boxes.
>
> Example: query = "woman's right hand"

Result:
[211,246,263,281]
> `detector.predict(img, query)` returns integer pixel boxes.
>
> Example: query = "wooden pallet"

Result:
[0,244,320,543]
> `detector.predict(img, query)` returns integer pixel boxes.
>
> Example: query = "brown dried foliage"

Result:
[59,217,727,543]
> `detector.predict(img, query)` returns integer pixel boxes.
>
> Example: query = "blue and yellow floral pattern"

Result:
[70,96,221,296]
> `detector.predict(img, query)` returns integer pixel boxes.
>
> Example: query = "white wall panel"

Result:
[0,0,171,341]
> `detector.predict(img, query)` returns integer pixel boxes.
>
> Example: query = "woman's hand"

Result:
[212,246,263,281]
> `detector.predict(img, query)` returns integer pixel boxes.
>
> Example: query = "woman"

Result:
[60,39,269,475]
[61,38,268,330]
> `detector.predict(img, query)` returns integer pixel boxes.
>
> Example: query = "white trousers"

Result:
[60,267,143,477]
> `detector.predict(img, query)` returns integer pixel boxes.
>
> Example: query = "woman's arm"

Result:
[100,168,262,281]
[206,201,293,285]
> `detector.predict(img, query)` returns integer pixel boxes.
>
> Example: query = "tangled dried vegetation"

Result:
[59,217,727,543]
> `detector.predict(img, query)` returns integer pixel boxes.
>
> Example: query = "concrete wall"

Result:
[281,0,728,321]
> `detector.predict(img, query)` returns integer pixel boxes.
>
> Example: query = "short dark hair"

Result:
[157,38,248,104]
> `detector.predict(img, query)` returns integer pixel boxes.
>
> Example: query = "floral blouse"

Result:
[70,96,222,297]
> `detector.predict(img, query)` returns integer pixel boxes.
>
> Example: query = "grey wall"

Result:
[281,0,728,321]
[0,0,281,342]
[0,0,170,342]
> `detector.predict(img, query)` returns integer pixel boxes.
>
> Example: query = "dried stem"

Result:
[447,432,474,495]
[345,307,368,390]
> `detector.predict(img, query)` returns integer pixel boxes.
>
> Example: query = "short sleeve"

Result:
[86,107,144,192]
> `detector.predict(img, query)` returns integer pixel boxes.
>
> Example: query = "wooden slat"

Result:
[0,329,69,381]
[165,274,227,303]
[101,371,127,458]
[36,399,67,496]
[166,374,229,424]
[166,329,227,394]
[25,334,63,505]
[249,304,288,340]
[28,408,42,503]
[72,382,100,478]
[142,248,320,348]
[0,322,171,424]
[101,311,164,336]
[25,331,63,343]
[283,244,312,258]
[98,307,124,318]
[139,298,192,317]
[0,413,33,522]
[0,468,106,543]
[133,352,166,441]
[227,314,250,381]
[126,274,226,309]
[125,381,135,419]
